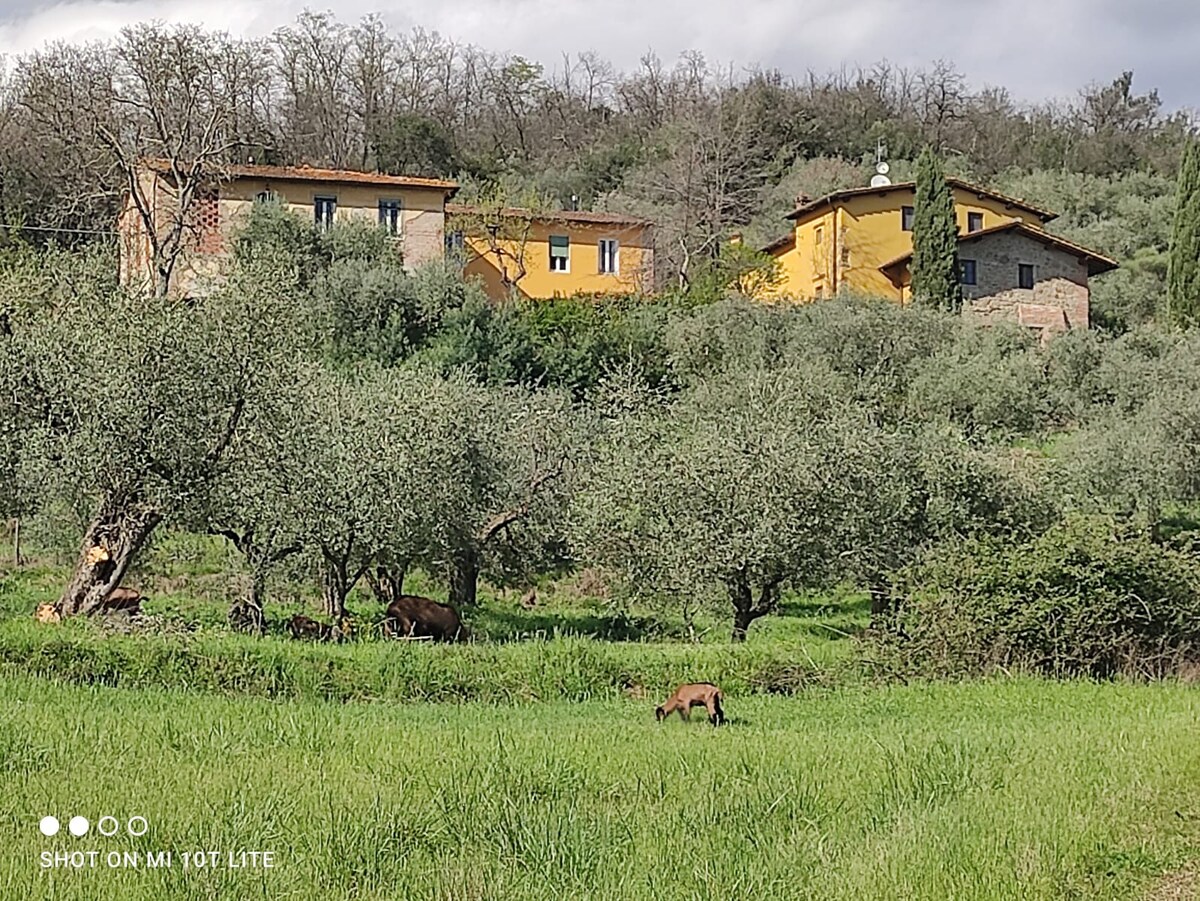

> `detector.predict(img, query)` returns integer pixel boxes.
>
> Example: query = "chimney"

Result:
[795,193,811,206]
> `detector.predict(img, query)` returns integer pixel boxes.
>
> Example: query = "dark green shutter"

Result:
[549,235,569,258]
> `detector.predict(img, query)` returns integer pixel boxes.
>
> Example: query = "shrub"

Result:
[878,515,1200,678]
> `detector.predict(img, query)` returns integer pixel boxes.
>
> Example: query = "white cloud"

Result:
[1,0,1197,109]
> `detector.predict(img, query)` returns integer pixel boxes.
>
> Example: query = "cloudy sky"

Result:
[2,0,1199,111]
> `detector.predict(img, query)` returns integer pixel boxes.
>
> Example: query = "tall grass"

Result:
[1,675,1197,900]
[0,621,845,702]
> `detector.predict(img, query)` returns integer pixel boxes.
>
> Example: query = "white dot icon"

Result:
[68,816,89,837]
[39,816,60,837]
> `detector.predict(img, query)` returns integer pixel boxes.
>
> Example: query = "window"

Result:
[378,199,401,236]
[967,212,984,233]
[1019,263,1035,289]
[445,230,465,256]
[960,259,978,286]
[598,238,619,274]
[814,284,825,299]
[549,234,570,272]
[815,226,824,245]
[901,206,915,231]
[314,196,336,230]
[255,190,280,205]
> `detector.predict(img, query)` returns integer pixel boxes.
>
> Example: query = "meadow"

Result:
[2,551,1200,900]
[2,675,1198,901]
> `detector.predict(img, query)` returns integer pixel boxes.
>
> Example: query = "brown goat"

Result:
[103,587,143,614]
[35,587,144,622]
[382,595,468,642]
[655,682,725,726]
[289,614,350,642]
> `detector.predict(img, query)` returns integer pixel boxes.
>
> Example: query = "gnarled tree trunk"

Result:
[728,574,782,643]
[449,545,479,608]
[58,497,161,617]
[228,571,267,635]
[321,563,352,620]
[368,563,407,609]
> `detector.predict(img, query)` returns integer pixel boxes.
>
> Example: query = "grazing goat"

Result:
[289,614,350,642]
[382,595,468,642]
[655,682,726,726]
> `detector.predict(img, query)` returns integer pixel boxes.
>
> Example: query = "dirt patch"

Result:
[1145,865,1200,901]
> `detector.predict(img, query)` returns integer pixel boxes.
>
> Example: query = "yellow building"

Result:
[445,203,655,301]
[119,161,459,297]
[763,177,1062,301]
[761,177,1117,335]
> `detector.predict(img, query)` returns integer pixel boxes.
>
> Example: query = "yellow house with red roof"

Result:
[762,177,1117,334]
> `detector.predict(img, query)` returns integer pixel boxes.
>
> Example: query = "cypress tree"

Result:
[911,146,962,312]
[1167,141,1200,328]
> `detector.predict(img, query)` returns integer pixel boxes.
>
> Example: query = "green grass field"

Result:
[2,675,1198,900]
[2,544,1200,899]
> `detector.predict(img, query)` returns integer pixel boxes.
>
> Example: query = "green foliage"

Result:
[681,240,783,304]
[911,147,962,312]
[420,295,674,398]
[1,240,309,525]
[882,515,1200,678]
[1167,141,1200,327]
[373,112,459,177]
[906,325,1056,439]
[575,365,919,636]
[663,297,960,414]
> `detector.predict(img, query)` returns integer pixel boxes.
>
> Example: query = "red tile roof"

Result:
[446,202,652,227]
[786,177,1057,224]
[761,233,796,254]
[142,159,459,193]
[878,220,1119,278]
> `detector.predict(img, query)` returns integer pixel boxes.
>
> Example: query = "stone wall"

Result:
[960,231,1090,334]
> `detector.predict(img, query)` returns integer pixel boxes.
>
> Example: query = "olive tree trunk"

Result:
[367,563,407,609]
[449,546,479,608]
[228,571,267,635]
[321,563,352,620]
[728,575,782,643]
[58,497,161,616]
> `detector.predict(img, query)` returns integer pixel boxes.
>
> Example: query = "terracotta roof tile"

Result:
[446,202,652,227]
[786,177,1057,224]
[141,159,459,193]
[878,220,1118,277]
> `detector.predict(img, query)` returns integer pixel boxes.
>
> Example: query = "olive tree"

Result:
[286,367,424,619]
[390,376,578,608]
[2,247,305,615]
[575,365,915,641]
[288,366,578,616]
[203,369,318,631]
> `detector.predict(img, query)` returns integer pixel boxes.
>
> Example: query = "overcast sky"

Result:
[2,0,1199,111]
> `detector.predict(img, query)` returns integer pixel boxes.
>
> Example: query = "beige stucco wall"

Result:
[219,178,449,269]
[118,172,452,298]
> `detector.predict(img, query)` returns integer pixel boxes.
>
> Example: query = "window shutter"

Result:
[549,235,569,258]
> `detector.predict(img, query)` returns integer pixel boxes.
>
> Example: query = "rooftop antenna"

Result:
[870,138,892,188]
